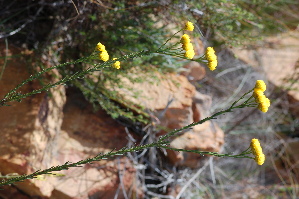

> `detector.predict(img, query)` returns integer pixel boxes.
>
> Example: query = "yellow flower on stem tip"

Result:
[258,103,269,113]
[264,97,271,107]
[252,80,270,113]
[254,92,267,103]
[180,34,191,44]
[250,138,265,165]
[206,47,216,60]
[255,80,267,92]
[257,96,270,112]
[184,21,194,31]
[208,60,218,71]
[182,42,194,51]
[96,42,106,52]
[205,47,218,71]
[184,49,195,59]
[253,88,264,98]
[255,153,266,165]
[112,58,121,69]
[99,50,109,62]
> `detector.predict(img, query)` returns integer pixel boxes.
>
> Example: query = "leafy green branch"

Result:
[0,91,258,186]
[0,45,188,107]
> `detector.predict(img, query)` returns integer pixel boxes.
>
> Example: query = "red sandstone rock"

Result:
[180,61,206,82]
[166,92,224,168]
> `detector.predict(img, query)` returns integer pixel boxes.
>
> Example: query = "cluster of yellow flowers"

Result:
[96,42,109,62]
[112,58,121,69]
[250,138,265,165]
[96,42,121,69]
[253,80,270,113]
[180,34,195,59]
[180,21,195,59]
[205,47,218,71]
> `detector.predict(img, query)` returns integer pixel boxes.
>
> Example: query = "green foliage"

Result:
[50,2,184,123]
[179,0,299,46]
[3,0,295,123]
[0,0,284,190]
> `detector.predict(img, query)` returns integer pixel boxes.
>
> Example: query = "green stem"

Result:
[157,29,182,51]
[161,146,254,159]
[159,90,254,142]
[0,140,168,186]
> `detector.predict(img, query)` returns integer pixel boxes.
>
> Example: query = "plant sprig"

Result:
[0,91,257,186]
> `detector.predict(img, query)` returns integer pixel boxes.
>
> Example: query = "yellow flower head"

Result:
[205,47,218,71]
[264,97,271,107]
[253,88,264,98]
[96,42,106,52]
[180,34,191,44]
[99,50,109,62]
[255,80,266,92]
[258,103,269,113]
[250,138,265,165]
[206,47,217,61]
[252,80,270,113]
[184,49,195,59]
[206,46,215,54]
[254,93,267,104]
[208,60,218,71]
[182,42,194,51]
[255,154,266,166]
[112,58,121,69]
[184,21,194,31]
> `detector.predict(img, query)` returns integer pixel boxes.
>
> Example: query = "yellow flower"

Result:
[205,47,218,71]
[112,58,121,69]
[255,80,266,92]
[252,80,270,113]
[255,154,266,166]
[206,47,216,60]
[250,138,265,165]
[253,88,264,98]
[258,103,269,113]
[264,97,271,107]
[180,34,191,44]
[208,60,218,71]
[96,42,106,52]
[99,50,109,61]
[254,93,266,103]
[206,46,215,54]
[185,49,195,59]
[184,21,194,31]
[182,42,194,51]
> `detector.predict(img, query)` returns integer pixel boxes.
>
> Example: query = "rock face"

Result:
[180,61,206,82]
[0,44,47,197]
[56,90,138,199]
[167,92,224,168]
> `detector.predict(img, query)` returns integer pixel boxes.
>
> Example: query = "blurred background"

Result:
[0,0,299,198]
